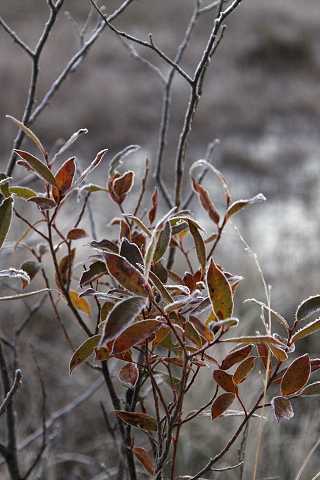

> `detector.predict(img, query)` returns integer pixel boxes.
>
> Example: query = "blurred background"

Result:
[0,0,320,478]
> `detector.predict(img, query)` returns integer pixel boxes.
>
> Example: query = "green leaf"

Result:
[0,197,13,249]
[14,149,56,185]
[292,318,320,343]
[69,334,101,374]
[100,296,146,345]
[153,221,171,263]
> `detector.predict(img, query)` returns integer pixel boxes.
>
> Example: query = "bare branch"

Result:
[0,16,33,57]
[89,0,193,86]
[0,369,22,417]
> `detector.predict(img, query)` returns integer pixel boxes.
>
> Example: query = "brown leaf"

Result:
[80,261,107,286]
[193,178,220,225]
[148,189,158,224]
[113,410,157,432]
[187,219,206,274]
[233,356,255,384]
[20,260,40,288]
[105,252,149,297]
[301,381,320,397]
[133,447,155,475]
[271,396,294,422]
[211,392,235,420]
[67,228,87,240]
[221,345,253,370]
[52,157,76,202]
[111,170,135,204]
[118,363,139,388]
[28,196,56,210]
[268,344,288,362]
[112,319,162,354]
[56,248,75,289]
[69,334,101,373]
[120,238,144,268]
[206,259,233,320]
[189,315,214,343]
[100,296,146,345]
[213,370,238,393]
[185,321,203,348]
[281,354,310,396]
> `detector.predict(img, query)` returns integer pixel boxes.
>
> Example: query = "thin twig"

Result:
[0,369,22,417]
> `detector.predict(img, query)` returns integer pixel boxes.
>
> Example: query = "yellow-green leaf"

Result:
[9,186,37,200]
[0,197,13,249]
[206,259,233,320]
[292,318,320,343]
[69,334,101,373]
[14,149,56,185]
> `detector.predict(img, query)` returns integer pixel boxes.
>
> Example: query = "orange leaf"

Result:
[233,356,255,384]
[69,290,91,316]
[105,252,149,297]
[113,410,157,432]
[206,259,233,320]
[133,447,155,475]
[211,392,235,420]
[52,157,76,202]
[213,369,238,393]
[112,320,162,354]
[281,354,310,396]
